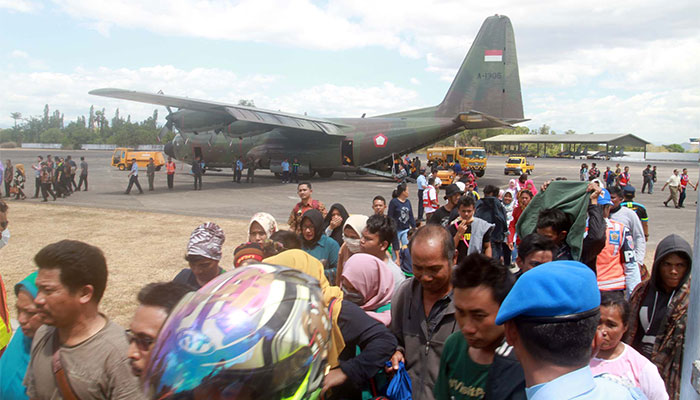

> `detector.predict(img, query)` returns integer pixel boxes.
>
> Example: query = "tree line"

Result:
[1,105,167,149]
[0,99,254,149]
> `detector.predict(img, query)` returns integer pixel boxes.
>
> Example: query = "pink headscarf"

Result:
[341,254,394,326]
[523,179,538,195]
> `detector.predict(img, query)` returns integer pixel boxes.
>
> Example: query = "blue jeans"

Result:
[397,229,410,246]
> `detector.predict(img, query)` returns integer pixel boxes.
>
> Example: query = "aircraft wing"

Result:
[89,88,349,136]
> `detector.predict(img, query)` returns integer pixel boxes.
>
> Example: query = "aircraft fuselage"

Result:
[168,116,470,174]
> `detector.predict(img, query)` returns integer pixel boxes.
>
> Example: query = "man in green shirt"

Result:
[435,253,525,400]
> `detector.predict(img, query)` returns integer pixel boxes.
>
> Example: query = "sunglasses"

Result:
[125,329,156,352]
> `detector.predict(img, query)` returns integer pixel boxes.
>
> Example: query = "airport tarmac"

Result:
[0,148,697,264]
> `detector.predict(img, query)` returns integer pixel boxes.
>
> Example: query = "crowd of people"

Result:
[0,157,695,400]
[1,156,88,202]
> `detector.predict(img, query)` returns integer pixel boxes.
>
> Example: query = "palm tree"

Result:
[10,112,22,128]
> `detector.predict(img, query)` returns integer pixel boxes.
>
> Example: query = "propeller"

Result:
[157,105,175,143]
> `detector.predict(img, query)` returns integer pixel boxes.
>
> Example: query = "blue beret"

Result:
[495,261,600,325]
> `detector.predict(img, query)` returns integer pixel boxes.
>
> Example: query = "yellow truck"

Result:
[426,146,487,177]
[111,148,165,171]
[504,156,534,175]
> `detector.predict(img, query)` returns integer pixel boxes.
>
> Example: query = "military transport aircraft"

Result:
[90,14,526,179]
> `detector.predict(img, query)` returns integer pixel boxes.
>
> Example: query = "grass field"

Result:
[2,202,251,328]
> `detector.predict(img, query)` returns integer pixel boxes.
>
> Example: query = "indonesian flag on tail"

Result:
[484,49,503,62]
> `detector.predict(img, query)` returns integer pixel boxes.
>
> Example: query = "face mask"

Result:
[344,236,361,254]
[0,228,9,250]
[341,286,364,305]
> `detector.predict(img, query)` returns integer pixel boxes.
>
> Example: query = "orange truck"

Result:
[111,148,165,171]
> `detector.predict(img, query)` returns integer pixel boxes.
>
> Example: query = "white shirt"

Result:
[609,206,646,269]
[666,174,680,187]
[423,185,438,213]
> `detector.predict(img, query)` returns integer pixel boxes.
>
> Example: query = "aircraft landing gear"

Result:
[317,170,334,179]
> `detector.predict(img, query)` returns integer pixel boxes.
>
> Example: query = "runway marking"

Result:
[287,196,298,200]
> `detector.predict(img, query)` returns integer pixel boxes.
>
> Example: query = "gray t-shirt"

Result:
[80,161,88,176]
[24,319,145,399]
[385,257,407,294]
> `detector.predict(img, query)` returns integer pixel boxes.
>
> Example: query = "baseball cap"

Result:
[598,189,612,206]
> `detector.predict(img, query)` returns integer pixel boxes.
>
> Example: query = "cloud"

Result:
[272,82,421,117]
[10,50,29,59]
[524,88,700,143]
[6,50,49,70]
[0,0,38,13]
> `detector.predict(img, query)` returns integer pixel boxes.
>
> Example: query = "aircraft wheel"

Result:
[118,164,125,171]
[317,170,334,179]
[476,170,485,177]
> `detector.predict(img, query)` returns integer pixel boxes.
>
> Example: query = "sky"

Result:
[1,0,698,144]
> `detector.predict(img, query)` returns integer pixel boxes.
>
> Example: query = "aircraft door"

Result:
[341,140,354,166]
[194,147,203,161]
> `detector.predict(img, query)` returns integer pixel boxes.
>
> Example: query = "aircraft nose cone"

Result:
[164,142,175,158]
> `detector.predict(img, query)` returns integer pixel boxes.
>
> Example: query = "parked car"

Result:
[504,156,534,175]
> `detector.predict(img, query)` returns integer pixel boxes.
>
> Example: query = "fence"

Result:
[80,144,165,151]
[21,143,62,149]
[617,152,699,163]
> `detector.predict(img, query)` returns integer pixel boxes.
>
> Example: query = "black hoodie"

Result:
[475,197,508,242]
[631,233,692,358]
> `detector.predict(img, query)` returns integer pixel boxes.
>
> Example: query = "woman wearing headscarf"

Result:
[300,209,340,283]
[507,189,533,250]
[0,272,42,399]
[336,214,368,285]
[505,179,520,201]
[173,222,226,290]
[340,253,394,327]
[521,179,538,196]
[13,164,26,200]
[247,212,278,244]
[323,203,349,247]
[264,250,397,399]
[626,234,692,400]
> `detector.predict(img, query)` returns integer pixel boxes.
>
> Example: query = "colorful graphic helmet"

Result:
[143,263,331,399]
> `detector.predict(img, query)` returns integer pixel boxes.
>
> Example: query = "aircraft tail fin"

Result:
[436,15,524,120]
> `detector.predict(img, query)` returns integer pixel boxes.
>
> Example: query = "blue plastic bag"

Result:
[384,361,412,400]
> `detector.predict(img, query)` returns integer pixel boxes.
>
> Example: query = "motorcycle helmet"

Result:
[143,263,331,399]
